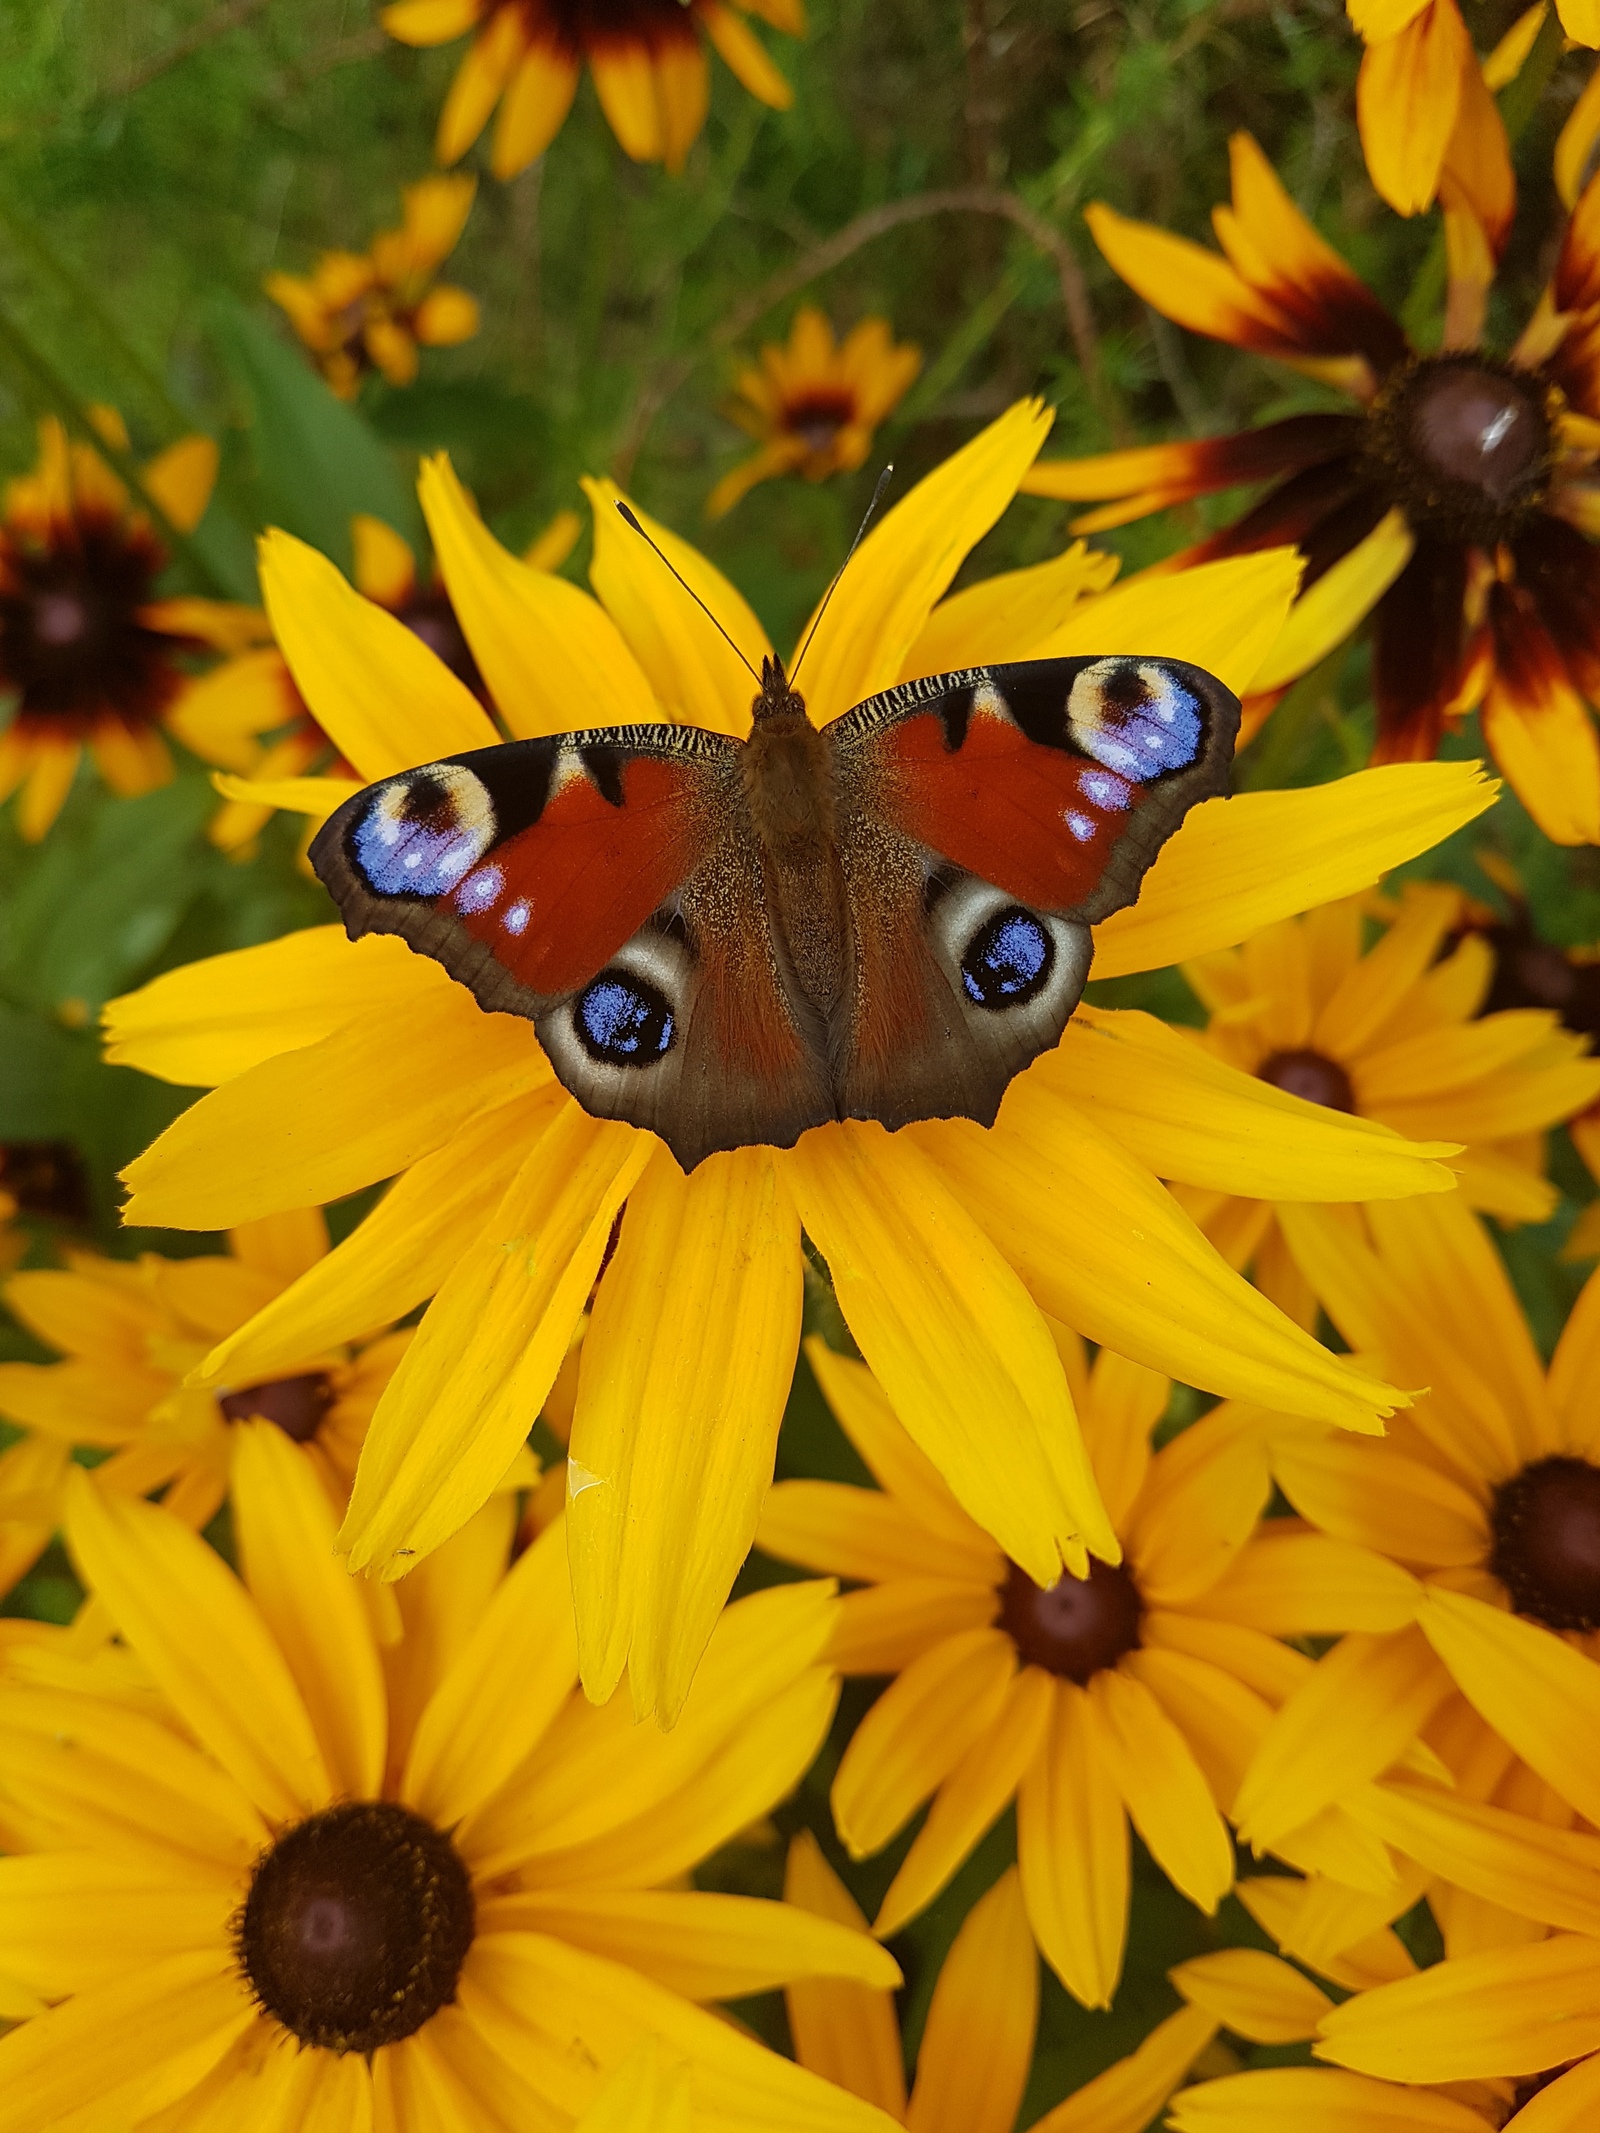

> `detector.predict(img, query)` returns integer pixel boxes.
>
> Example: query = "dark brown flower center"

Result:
[783,388,856,455]
[1472,909,1600,1043]
[397,586,490,705]
[1489,1456,1600,1632]
[0,1140,91,1224]
[1364,354,1555,545]
[235,1800,474,2053]
[218,1371,336,1443]
[998,1558,1143,1682]
[1257,1047,1355,1112]
[0,516,182,734]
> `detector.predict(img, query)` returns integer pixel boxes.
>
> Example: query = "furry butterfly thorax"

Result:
[310,649,1240,1171]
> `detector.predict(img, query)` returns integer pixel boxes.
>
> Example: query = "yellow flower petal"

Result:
[435,4,526,163]
[259,528,499,778]
[1416,1586,1600,1828]
[121,978,548,1229]
[700,0,793,108]
[1202,1527,1424,1635]
[1249,508,1414,693]
[795,400,1053,728]
[804,1339,993,1553]
[898,540,1121,683]
[141,435,219,535]
[1170,1948,1333,2045]
[780,1122,1115,1583]
[230,1421,386,1801]
[1055,1010,1458,1201]
[1356,0,1468,219]
[1016,1679,1128,2008]
[1267,1427,1487,1572]
[904,1867,1036,2133]
[1042,548,1301,698]
[62,1471,328,1822]
[340,1102,650,1578]
[0,1855,235,2000]
[350,512,417,606]
[209,770,358,821]
[381,0,482,45]
[874,1666,1053,1939]
[1352,1778,1600,1937]
[918,1083,1402,1431]
[1092,762,1497,981]
[1029,2003,1218,2133]
[567,1146,802,1721]
[490,44,581,177]
[827,1578,1001,1674]
[1169,2066,1495,2133]
[1316,1931,1600,2082]
[1128,1407,1272,1608]
[1482,648,1600,846]
[759,1479,996,1585]
[1233,1624,1453,1851]
[585,476,770,736]
[783,1831,907,2117]
[404,1516,578,1828]
[419,454,659,737]
[196,1087,560,1390]
[1087,1666,1234,1912]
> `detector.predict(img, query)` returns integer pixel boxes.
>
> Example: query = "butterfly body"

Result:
[311,652,1239,1171]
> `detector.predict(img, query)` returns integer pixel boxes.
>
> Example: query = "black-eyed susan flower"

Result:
[0,1430,898,2130]
[759,1336,1418,2008]
[266,175,480,400]
[707,309,922,519]
[0,1210,425,1596]
[1307,1931,1600,2126]
[1024,130,1600,843]
[782,1829,1222,2130]
[0,413,267,839]
[381,0,802,179]
[1232,1189,1600,1894]
[1174,882,1600,1323]
[104,403,1491,1726]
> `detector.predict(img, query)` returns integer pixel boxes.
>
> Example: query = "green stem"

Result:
[0,299,231,599]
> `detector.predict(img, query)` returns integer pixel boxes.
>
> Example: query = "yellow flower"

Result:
[782,1830,1221,2131]
[0,412,268,840]
[105,402,1490,1726]
[707,309,922,519]
[381,0,803,179]
[758,1337,1429,2008]
[265,175,480,400]
[1023,125,1600,844]
[1345,0,1518,228]
[1175,881,1600,1324]
[0,1208,426,1599]
[1228,1189,1600,1911]
[0,1430,897,2130]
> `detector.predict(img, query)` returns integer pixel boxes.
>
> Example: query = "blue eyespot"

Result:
[575,974,676,1066]
[961,909,1054,1009]
[351,764,495,898]
[1068,661,1203,781]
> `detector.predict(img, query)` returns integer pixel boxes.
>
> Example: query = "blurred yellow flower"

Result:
[708,309,921,519]
[266,175,480,399]
[105,404,1488,1726]
[382,0,803,179]
[0,412,268,839]
[0,1433,896,2131]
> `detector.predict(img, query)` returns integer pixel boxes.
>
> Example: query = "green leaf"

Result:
[0,1000,79,1139]
[204,295,422,572]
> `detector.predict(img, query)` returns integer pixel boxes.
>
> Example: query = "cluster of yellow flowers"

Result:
[10,5,1600,2131]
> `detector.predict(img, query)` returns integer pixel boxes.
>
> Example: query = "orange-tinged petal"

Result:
[905,1868,1036,2133]
[1250,508,1414,692]
[1481,643,1600,845]
[340,1102,651,1579]
[230,1421,386,1802]
[63,1471,329,1821]
[435,4,527,163]
[1356,0,1469,218]
[1016,1679,1128,2007]
[1092,762,1497,981]
[381,0,483,44]
[1170,1948,1333,2044]
[1087,1666,1234,1912]
[585,476,770,735]
[780,1121,1114,1583]
[142,435,218,535]
[701,0,793,105]
[17,737,80,840]
[1416,1586,1600,1827]
[783,1831,907,2117]
[1029,2003,1218,2133]
[120,980,547,1229]
[589,42,664,161]
[420,454,659,736]
[490,42,581,176]
[350,513,417,607]
[260,529,498,778]
[794,399,1053,728]
[1086,200,1306,360]
[652,37,711,173]
[1556,61,1600,208]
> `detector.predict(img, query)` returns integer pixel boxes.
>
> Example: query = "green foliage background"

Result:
[2,0,1599,2114]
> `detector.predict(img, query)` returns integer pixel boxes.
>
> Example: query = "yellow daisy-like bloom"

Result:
[1230,1189,1600,1900]
[1022,124,1600,843]
[381,0,802,180]
[265,174,480,401]
[0,1209,422,1599]
[0,412,267,840]
[707,309,922,520]
[1178,882,1600,1323]
[0,1431,899,2130]
[104,402,1489,1725]
[759,1336,1428,2008]
[782,1831,1221,2132]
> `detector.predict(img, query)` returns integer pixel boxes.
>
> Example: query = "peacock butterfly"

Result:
[310,642,1239,1172]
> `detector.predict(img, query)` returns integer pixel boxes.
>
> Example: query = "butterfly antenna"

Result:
[614,501,762,685]
[790,464,895,686]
